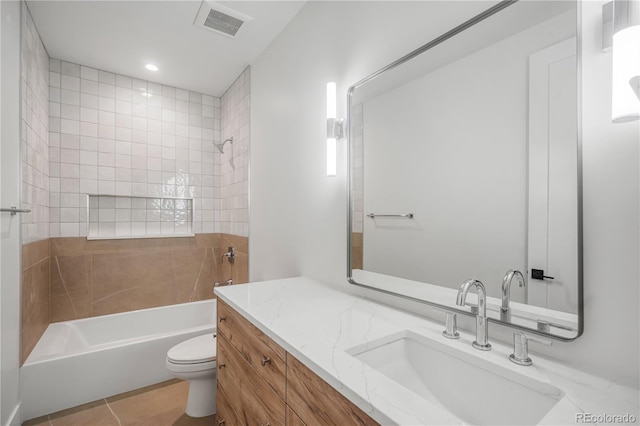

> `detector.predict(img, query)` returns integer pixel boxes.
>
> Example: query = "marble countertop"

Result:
[215,277,639,425]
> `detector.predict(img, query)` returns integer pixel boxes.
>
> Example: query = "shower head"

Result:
[215,137,233,153]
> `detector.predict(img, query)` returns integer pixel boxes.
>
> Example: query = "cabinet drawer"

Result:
[217,299,286,399]
[217,332,285,426]
[286,353,379,426]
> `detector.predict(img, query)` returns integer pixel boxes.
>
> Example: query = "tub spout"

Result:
[214,279,232,287]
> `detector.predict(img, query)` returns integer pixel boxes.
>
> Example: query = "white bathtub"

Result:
[20,299,216,420]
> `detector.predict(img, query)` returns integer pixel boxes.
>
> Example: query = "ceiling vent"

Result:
[194,1,253,38]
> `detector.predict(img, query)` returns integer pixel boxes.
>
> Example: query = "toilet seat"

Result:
[167,334,216,364]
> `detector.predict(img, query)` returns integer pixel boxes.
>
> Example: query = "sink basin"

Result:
[346,330,563,425]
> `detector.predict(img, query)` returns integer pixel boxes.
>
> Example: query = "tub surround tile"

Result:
[23,238,50,269]
[46,233,246,321]
[20,255,50,365]
[215,277,640,425]
[22,233,246,340]
[351,232,363,270]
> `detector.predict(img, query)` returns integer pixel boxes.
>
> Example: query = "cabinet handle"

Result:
[219,317,226,322]
[219,363,226,369]
[260,356,271,366]
[218,419,225,425]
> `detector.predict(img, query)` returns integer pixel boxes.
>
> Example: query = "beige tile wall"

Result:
[351,232,363,271]
[21,233,248,363]
[48,234,248,322]
[21,239,50,364]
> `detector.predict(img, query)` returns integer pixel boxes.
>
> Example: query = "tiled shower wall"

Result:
[220,66,250,237]
[21,2,50,244]
[20,3,51,365]
[19,3,251,363]
[48,59,222,237]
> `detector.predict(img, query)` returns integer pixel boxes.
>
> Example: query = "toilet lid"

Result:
[167,334,216,364]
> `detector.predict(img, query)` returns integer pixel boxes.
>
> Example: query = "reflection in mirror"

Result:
[348,0,582,340]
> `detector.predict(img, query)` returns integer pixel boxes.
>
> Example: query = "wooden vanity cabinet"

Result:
[216,299,378,426]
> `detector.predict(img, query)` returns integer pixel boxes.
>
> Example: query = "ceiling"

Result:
[26,1,306,97]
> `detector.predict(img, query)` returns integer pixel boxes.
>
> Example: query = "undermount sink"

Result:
[346,330,563,425]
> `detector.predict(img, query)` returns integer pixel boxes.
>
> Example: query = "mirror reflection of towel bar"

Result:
[367,213,414,219]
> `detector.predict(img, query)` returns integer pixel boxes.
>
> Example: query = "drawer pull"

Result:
[260,356,271,366]
[218,419,225,425]
[218,363,226,369]
[219,317,226,322]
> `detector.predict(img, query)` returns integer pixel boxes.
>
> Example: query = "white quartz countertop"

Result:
[215,277,639,425]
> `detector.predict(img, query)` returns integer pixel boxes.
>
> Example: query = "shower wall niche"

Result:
[87,194,194,239]
[48,59,221,238]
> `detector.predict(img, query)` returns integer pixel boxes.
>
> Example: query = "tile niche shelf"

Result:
[86,194,194,240]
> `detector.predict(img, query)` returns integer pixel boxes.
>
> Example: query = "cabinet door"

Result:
[286,354,378,426]
[217,332,286,425]
[216,383,243,426]
[217,299,286,399]
[286,406,306,426]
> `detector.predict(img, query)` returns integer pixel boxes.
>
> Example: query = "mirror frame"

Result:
[347,0,583,341]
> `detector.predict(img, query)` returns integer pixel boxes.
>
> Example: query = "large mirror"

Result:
[348,0,582,340]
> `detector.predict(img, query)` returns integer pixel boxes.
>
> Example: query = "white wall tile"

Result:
[47,59,242,239]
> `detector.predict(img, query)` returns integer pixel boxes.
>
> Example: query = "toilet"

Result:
[166,334,217,417]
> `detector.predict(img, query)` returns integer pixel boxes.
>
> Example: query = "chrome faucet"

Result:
[500,269,525,321]
[456,279,491,351]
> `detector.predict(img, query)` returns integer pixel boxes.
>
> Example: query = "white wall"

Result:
[251,0,639,386]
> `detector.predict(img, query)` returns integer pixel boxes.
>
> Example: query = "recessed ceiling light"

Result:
[145,64,159,71]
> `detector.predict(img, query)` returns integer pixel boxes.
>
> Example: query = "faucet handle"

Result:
[442,312,460,339]
[509,332,552,366]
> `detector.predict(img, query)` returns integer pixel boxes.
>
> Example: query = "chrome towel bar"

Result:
[1,207,31,216]
[366,213,414,219]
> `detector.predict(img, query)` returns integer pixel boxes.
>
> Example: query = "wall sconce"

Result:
[603,0,640,123]
[326,82,345,176]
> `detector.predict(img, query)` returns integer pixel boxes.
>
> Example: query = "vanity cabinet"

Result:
[216,299,379,426]
[286,353,378,426]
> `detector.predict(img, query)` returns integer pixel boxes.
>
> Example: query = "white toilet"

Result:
[166,334,217,417]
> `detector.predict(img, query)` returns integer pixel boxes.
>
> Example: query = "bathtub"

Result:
[20,299,216,421]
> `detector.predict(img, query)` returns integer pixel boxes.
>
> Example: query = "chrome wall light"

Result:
[326,82,345,176]
[603,0,640,123]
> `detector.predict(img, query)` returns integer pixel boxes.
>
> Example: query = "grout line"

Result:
[54,256,79,318]
[189,248,207,303]
[104,399,122,426]
[92,288,138,305]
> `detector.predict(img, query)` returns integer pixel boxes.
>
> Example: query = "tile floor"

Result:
[23,379,216,426]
